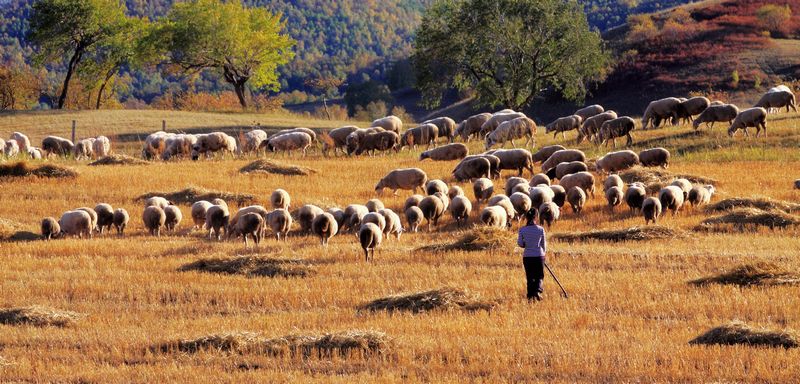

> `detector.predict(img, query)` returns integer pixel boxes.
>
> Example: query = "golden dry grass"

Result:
[0,110,799,381]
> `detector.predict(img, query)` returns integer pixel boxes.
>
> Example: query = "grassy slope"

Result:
[0,110,799,381]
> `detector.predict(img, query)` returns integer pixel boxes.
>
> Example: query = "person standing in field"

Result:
[517,208,547,301]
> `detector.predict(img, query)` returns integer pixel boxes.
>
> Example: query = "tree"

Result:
[161,0,295,108]
[756,4,792,37]
[414,0,610,110]
[343,80,393,116]
[28,0,129,109]
[306,76,343,119]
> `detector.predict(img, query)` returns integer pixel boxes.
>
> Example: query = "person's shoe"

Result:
[533,293,543,301]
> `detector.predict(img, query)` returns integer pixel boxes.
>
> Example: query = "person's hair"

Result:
[525,208,539,226]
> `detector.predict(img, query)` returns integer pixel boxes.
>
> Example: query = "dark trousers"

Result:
[522,257,545,299]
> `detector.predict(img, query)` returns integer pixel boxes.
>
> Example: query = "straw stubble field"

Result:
[0,109,799,382]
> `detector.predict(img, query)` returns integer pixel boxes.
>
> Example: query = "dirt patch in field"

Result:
[689,262,800,287]
[705,197,800,213]
[240,159,317,176]
[696,208,800,231]
[138,186,255,206]
[88,154,148,166]
[418,226,511,252]
[358,287,496,314]
[0,305,83,327]
[0,162,78,179]
[552,226,685,243]
[619,167,716,194]
[690,321,798,349]
[156,330,391,358]
[178,256,314,278]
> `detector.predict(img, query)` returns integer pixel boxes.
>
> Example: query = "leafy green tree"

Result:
[161,0,295,108]
[28,0,129,109]
[414,0,611,110]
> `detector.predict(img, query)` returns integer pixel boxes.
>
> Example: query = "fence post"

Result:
[71,120,76,143]
[162,120,166,131]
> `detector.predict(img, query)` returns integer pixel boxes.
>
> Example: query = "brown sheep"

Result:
[485,148,534,176]
[355,131,400,156]
[485,117,536,149]
[693,104,739,130]
[545,115,583,139]
[473,178,494,204]
[321,126,359,156]
[400,124,439,150]
[559,171,596,198]
[595,150,640,174]
[597,116,636,147]
[423,117,457,143]
[371,116,403,133]
[547,161,588,181]
[456,113,492,142]
[677,96,711,124]
[419,143,468,161]
[578,111,617,144]
[728,107,768,137]
[754,90,796,113]
[530,173,551,186]
[638,148,671,168]
[375,168,428,195]
[541,149,586,174]
[641,97,682,129]
[642,197,662,224]
[418,195,445,231]
[532,145,566,164]
[567,186,586,214]
[574,104,604,121]
[453,157,492,182]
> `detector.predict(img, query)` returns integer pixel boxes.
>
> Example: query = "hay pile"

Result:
[179,256,314,278]
[552,226,684,243]
[690,262,800,287]
[0,218,22,240]
[138,186,255,206]
[705,197,800,213]
[619,167,716,194]
[697,208,800,231]
[358,287,496,313]
[0,305,82,327]
[88,154,149,166]
[240,159,317,176]
[158,330,391,358]
[690,321,799,349]
[418,226,511,252]
[0,162,78,179]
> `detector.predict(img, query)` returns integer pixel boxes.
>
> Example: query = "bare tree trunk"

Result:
[233,82,248,108]
[323,96,331,120]
[95,70,116,110]
[58,48,84,109]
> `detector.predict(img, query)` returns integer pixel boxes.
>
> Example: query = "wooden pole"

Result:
[162,120,166,131]
[71,120,76,143]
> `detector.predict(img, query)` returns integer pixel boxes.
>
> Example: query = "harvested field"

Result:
[690,321,799,349]
[0,162,78,179]
[178,256,314,278]
[358,287,496,313]
[240,159,317,176]
[552,226,684,243]
[138,186,255,206]
[689,262,800,287]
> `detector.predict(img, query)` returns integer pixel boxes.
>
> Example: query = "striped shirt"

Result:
[517,224,546,257]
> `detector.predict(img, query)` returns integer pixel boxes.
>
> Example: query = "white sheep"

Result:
[58,210,92,239]
[191,201,213,229]
[359,223,383,262]
[113,208,129,235]
[164,205,183,231]
[270,189,291,210]
[375,168,428,196]
[266,209,292,241]
[143,206,166,236]
[480,206,509,229]
[642,197,662,224]
[312,212,339,246]
[92,136,111,158]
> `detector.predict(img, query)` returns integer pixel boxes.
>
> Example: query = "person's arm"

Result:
[517,229,525,248]
[539,227,546,254]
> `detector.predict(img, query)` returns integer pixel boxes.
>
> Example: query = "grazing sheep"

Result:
[418,195,445,231]
[205,205,230,241]
[73,138,95,160]
[94,203,114,234]
[361,212,387,232]
[312,212,339,246]
[42,136,75,157]
[405,206,424,233]
[605,186,624,211]
[548,161,588,181]
[297,204,325,233]
[545,115,583,138]
[541,149,586,174]
[574,104,604,121]
[560,171,596,198]
[41,217,60,240]
[510,183,530,195]
[366,199,385,213]
[379,208,403,240]
[480,206,509,229]
[356,131,400,156]
[345,127,385,155]
[92,136,111,158]
[658,186,685,216]
[595,150,640,174]
[230,213,264,247]
[642,97,682,129]
[473,178,494,204]
[10,132,31,153]
[485,117,536,149]
[754,90,796,113]
[639,148,671,168]
[538,202,560,228]
[343,204,370,232]
[688,185,716,207]
[162,134,198,161]
[191,201,213,229]
[454,154,501,179]
[597,116,636,147]
[322,126,359,156]
[677,96,711,123]
[266,209,292,241]
[227,206,269,238]
[532,145,566,164]
[241,129,268,154]
[550,185,566,208]
[27,147,43,159]
[447,186,464,200]
[795,179,800,190]
[480,112,527,135]
[456,113,492,142]
[143,206,166,237]
[3,139,19,157]
[419,143,468,161]
[271,189,291,210]
[144,196,172,210]
[453,157,492,182]
[485,148,534,176]
[327,207,346,228]
[509,192,532,223]
[604,174,624,192]
[371,115,403,133]
[505,177,529,196]
[191,132,237,160]
[434,191,451,212]
[113,208,129,235]
[359,223,383,262]
[642,197,662,224]
[426,179,449,196]
[693,104,739,130]
[670,179,692,200]
[375,168,428,195]
[488,195,515,222]
[403,195,424,212]
[163,205,182,231]
[76,207,98,233]
[58,210,92,239]
[728,107,768,137]
[270,127,317,144]
[400,124,439,150]
[264,132,313,156]
[423,117,457,143]
[530,173,551,186]
[624,183,647,212]
[529,186,555,209]
[578,111,617,144]
[567,186,587,214]
[212,197,228,210]
[449,195,472,227]
[141,131,172,160]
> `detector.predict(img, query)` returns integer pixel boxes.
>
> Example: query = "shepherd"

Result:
[517,208,547,301]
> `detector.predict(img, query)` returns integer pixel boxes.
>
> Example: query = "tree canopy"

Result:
[414,0,611,110]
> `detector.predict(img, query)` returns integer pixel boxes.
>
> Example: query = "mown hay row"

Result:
[697,208,800,231]
[690,321,799,349]
[0,162,78,179]
[705,197,800,213]
[178,256,314,278]
[418,226,511,252]
[689,262,800,287]
[552,226,684,243]
[358,287,497,314]
[0,306,83,327]
[240,159,317,176]
[138,186,255,206]
[88,154,149,166]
